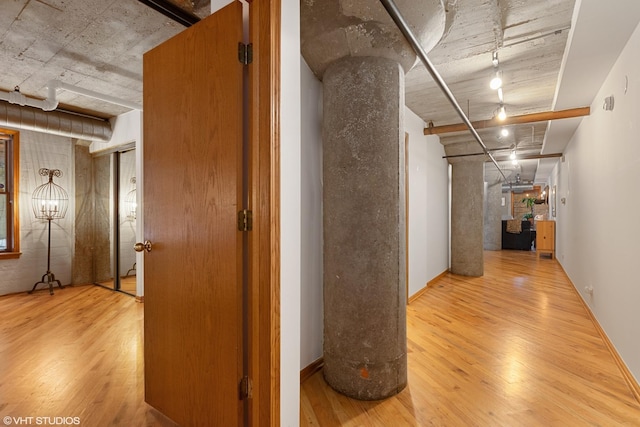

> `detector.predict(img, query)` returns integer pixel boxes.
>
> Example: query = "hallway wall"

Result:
[553,18,640,384]
[300,58,323,371]
[406,110,450,296]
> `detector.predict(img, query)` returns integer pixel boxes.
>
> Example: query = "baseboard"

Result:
[560,264,640,405]
[408,285,428,304]
[408,270,449,304]
[135,295,144,303]
[300,357,324,384]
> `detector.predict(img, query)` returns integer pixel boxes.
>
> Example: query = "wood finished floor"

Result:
[301,250,640,426]
[96,275,137,294]
[2,251,639,426]
[0,285,177,426]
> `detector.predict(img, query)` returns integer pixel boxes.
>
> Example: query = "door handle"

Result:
[134,240,153,253]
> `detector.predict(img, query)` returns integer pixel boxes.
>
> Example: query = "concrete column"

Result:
[301,0,446,401]
[73,143,94,285]
[322,56,406,400]
[450,160,484,276]
[484,182,502,250]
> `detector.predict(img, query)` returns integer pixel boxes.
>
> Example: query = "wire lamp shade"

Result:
[31,168,68,220]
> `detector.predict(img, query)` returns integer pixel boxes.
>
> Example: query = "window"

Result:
[0,129,20,258]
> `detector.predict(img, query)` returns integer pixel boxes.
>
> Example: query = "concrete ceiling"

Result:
[405,0,640,185]
[404,0,577,187]
[0,0,210,119]
[1,0,639,185]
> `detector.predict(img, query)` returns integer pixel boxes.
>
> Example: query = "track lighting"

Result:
[510,138,518,165]
[490,52,507,121]
[490,52,502,90]
[490,71,502,90]
[497,105,507,121]
[501,128,509,137]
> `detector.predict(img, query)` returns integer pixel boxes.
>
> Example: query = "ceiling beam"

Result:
[424,107,590,135]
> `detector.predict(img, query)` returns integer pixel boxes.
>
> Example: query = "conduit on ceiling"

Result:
[0,79,142,141]
[0,102,112,142]
[378,0,509,182]
[137,0,201,27]
[0,80,142,112]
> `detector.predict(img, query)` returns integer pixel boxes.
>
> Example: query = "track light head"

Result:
[490,75,502,90]
[497,105,507,121]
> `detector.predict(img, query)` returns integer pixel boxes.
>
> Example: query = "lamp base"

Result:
[29,271,65,295]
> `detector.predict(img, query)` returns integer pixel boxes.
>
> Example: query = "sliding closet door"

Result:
[92,148,136,296]
[116,149,137,295]
[93,153,114,289]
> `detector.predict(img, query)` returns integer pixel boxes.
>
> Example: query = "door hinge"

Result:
[238,42,253,65]
[239,376,253,400]
[237,209,253,232]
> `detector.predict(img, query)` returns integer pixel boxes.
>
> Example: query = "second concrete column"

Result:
[450,160,485,276]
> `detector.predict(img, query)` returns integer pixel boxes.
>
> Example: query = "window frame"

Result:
[0,128,20,259]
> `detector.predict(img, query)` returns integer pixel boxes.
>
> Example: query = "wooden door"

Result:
[142,3,244,426]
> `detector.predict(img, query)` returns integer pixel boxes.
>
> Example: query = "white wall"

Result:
[280,1,302,425]
[300,58,323,370]
[424,133,450,287]
[0,131,74,295]
[553,20,640,384]
[406,109,450,297]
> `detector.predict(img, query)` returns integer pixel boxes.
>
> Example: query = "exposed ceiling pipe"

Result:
[0,86,57,111]
[0,80,142,113]
[378,0,508,182]
[137,0,200,27]
[48,80,142,111]
[0,102,112,142]
[501,184,534,192]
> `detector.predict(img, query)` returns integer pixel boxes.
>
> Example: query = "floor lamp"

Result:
[29,168,69,295]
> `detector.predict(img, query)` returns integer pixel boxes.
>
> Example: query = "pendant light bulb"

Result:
[490,73,502,90]
[497,105,507,121]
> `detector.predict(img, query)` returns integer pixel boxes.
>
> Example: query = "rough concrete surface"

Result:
[484,181,502,251]
[322,56,407,400]
[301,0,446,79]
[450,160,484,276]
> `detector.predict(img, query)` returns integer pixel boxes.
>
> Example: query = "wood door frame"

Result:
[248,1,281,425]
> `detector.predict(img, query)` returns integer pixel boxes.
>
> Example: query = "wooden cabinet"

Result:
[536,220,555,259]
